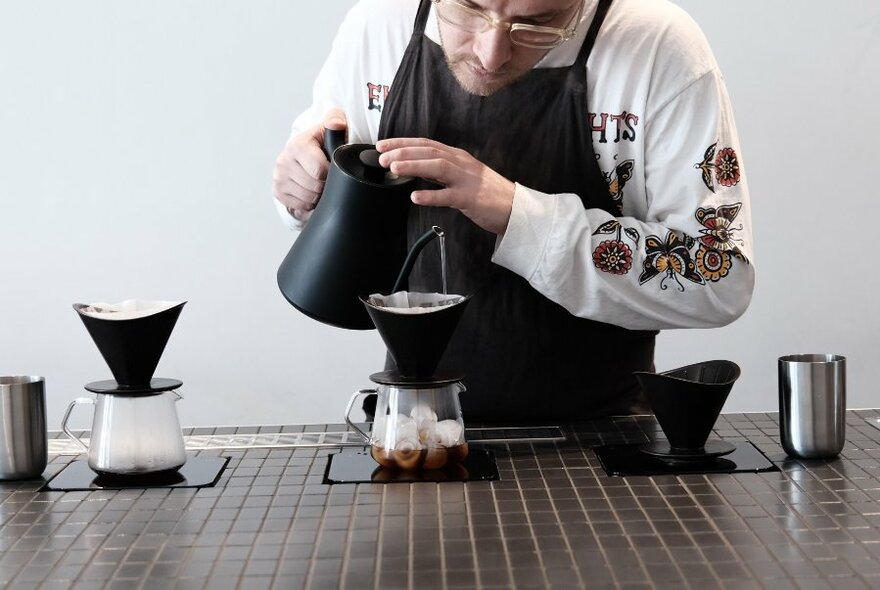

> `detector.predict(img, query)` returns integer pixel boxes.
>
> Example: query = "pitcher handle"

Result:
[345,389,377,443]
[61,397,95,453]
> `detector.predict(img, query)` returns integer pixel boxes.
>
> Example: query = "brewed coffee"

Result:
[371,443,469,470]
[368,402,469,470]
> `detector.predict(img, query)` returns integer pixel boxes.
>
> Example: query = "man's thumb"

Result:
[323,108,347,131]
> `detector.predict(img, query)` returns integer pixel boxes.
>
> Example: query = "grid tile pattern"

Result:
[4,412,880,589]
[49,426,567,456]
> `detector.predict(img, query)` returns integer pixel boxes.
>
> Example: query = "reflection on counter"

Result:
[324,448,499,484]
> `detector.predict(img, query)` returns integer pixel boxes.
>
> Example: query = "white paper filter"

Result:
[78,299,183,320]
[365,291,465,315]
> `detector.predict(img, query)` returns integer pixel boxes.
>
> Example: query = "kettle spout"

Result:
[391,226,444,293]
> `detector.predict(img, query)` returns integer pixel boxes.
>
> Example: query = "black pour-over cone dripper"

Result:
[360,295,470,379]
[634,360,740,451]
[73,302,185,388]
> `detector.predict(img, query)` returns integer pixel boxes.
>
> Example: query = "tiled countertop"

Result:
[4,411,880,589]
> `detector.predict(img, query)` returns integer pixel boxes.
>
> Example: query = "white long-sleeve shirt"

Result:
[277,0,755,331]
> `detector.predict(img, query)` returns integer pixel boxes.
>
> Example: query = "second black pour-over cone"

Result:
[634,360,740,451]
[361,294,471,380]
[73,302,185,388]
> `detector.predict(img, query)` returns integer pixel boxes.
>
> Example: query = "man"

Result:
[272,0,754,423]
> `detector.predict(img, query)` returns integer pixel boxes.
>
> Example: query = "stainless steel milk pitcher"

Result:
[62,391,187,475]
[0,376,47,480]
[779,354,846,459]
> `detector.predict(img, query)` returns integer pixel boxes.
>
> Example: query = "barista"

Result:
[272,0,754,423]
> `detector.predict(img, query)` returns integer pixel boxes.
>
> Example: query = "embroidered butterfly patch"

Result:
[639,232,705,291]
[695,203,746,254]
[693,202,747,282]
[605,159,634,208]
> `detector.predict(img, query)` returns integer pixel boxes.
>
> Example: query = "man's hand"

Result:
[272,109,347,223]
[376,138,515,235]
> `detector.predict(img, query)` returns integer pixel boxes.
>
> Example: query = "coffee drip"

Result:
[63,301,188,477]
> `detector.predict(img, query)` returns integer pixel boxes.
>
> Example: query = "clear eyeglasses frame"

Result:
[431,0,586,49]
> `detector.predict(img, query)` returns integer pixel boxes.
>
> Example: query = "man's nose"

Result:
[473,25,512,72]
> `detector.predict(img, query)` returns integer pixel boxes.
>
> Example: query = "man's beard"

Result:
[438,26,531,97]
[444,54,527,97]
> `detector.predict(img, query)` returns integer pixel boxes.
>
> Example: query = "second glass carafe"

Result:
[61,390,187,475]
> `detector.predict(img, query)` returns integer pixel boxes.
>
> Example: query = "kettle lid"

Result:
[334,144,416,188]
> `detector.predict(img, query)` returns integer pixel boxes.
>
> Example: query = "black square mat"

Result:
[594,440,779,477]
[324,448,499,484]
[41,457,230,491]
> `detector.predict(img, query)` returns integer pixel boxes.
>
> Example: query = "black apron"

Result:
[378,0,656,423]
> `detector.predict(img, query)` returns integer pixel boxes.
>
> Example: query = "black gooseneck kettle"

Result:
[278,129,432,330]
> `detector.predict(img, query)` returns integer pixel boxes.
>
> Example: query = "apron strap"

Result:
[572,0,618,215]
[414,0,432,35]
[575,0,613,68]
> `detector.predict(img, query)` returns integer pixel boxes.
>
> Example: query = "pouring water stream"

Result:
[438,229,447,295]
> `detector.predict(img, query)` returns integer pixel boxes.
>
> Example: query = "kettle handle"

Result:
[61,397,95,453]
[323,128,347,161]
[345,389,377,443]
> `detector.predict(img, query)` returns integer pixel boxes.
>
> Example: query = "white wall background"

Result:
[1,1,878,429]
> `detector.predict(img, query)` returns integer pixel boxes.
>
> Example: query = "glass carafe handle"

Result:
[345,389,377,443]
[61,397,95,453]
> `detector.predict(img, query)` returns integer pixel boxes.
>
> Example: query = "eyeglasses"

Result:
[432,0,585,49]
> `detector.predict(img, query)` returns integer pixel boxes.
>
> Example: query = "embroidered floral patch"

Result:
[592,220,640,275]
[715,148,740,188]
[695,247,731,281]
[695,142,741,192]
[593,240,633,275]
